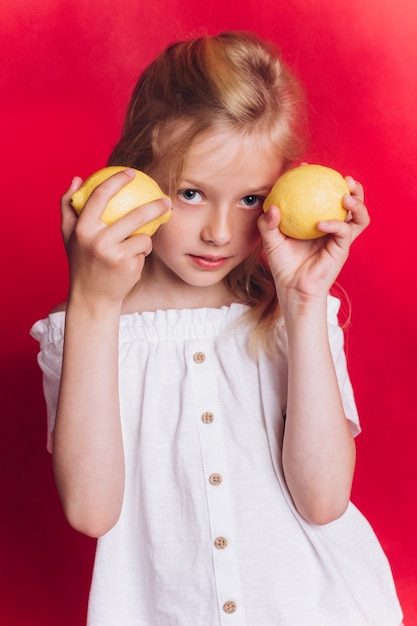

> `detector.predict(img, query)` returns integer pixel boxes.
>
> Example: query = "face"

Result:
[146,127,284,305]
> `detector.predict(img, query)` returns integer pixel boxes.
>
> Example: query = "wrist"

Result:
[278,288,329,323]
[66,290,123,323]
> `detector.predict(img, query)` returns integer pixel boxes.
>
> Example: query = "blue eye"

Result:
[240,195,264,209]
[178,189,203,204]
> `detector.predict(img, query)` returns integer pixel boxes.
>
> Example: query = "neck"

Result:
[121,266,236,314]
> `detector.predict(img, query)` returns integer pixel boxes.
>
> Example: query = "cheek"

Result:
[151,216,186,254]
[154,210,180,238]
[238,214,261,245]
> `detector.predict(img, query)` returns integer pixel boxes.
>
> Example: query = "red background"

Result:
[1,1,416,624]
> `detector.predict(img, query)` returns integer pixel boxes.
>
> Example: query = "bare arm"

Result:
[54,303,124,537]
[258,176,369,524]
[281,299,355,524]
[53,171,170,537]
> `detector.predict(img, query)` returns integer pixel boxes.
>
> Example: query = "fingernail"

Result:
[344,194,356,206]
[123,168,136,178]
[162,197,172,210]
[70,176,81,190]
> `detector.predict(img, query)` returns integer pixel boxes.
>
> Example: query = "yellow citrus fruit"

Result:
[263,164,349,239]
[70,166,172,236]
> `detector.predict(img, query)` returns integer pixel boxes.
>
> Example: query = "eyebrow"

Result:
[244,187,272,196]
[178,179,203,189]
[179,179,272,196]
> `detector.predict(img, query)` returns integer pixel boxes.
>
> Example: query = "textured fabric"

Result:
[31,297,403,626]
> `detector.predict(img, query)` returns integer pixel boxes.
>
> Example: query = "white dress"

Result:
[30,297,403,626]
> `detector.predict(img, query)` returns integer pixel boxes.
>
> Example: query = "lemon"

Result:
[70,166,172,236]
[263,164,349,239]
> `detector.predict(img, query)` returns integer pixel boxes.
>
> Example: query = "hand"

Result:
[61,169,171,310]
[257,175,370,310]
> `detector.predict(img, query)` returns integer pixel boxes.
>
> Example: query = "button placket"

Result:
[188,340,245,624]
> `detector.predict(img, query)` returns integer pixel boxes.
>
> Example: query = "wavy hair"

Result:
[108,31,308,352]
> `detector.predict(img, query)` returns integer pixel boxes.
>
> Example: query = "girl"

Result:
[31,31,403,625]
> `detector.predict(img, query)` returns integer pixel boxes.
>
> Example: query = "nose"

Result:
[201,206,233,246]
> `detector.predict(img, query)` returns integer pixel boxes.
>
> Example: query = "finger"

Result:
[78,169,137,226]
[317,218,352,242]
[343,194,371,236]
[319,196,369,246]
[344,175,364,202]
[104,197,172,241]
[258,205,291,260]
[61,176,83,244]
[258,204,281,233]
[119,231,154,259]
[61,175,83,206]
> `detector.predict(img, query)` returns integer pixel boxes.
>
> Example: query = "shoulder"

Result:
[49,301,67,314]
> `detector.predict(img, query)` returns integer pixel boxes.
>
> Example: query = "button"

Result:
[201,412,214,424]
[193,351,206,364]
[223,601,237,614]
[209,473,222,486]
[214,536,228,549]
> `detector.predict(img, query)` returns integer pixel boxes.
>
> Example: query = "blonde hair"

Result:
[108,30,308,353]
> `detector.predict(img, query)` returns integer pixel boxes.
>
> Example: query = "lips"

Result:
[188,255,229,270]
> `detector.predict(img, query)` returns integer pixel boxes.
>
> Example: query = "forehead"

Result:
[181,127,283,186]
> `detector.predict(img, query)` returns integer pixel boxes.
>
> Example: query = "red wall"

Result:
[1,1,416,624]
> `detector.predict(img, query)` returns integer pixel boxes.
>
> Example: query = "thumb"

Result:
[62,176,83,206]
[61,176,83,244]
[258,205,285,245]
